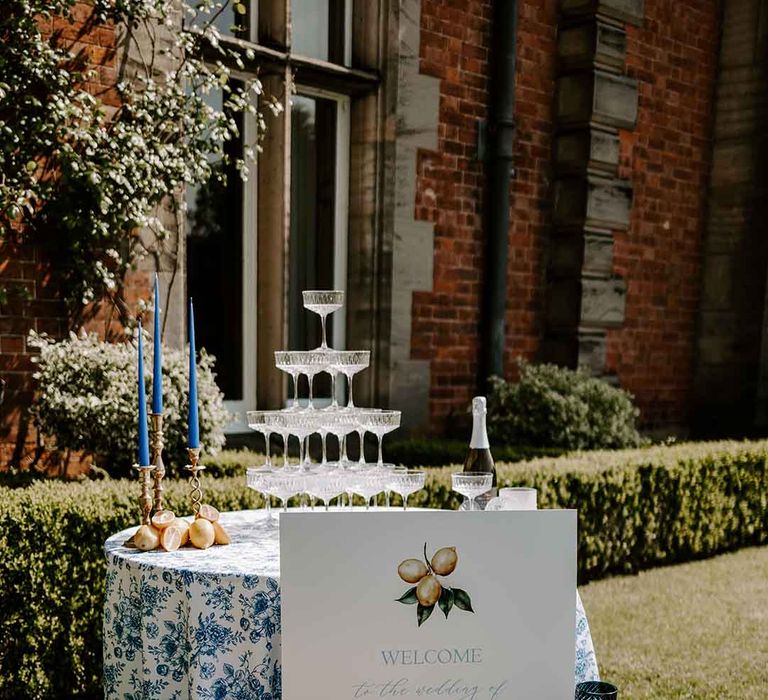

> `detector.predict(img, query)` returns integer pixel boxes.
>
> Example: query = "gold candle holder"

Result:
[184,447,206,515]
[150,413,166,513]
[124,463,156,546]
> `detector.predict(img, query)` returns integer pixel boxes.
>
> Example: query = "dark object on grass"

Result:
[576,680,618,699]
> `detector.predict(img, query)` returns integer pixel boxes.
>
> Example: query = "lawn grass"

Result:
[580,546,768,698]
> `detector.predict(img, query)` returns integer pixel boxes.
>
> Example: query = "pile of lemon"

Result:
[132,504,231,552]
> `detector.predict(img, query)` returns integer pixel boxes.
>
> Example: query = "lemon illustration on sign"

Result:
[395,542,474,627]
[416,575,442,606]
[431,546,458,575]
[398,558,429,583]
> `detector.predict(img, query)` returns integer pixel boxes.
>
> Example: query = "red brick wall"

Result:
[0,4,121,472]
[412,0,719,434]
[412,0,556,433]
[607,0,719,431]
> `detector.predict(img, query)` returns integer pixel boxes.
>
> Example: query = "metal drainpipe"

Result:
[480,0,518,386]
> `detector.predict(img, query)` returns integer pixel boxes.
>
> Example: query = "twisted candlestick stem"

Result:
[133,464,156,526]
[185,447,205,515]
[150,413,165,513]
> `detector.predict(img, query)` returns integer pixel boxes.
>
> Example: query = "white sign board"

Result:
[280,511,576,700]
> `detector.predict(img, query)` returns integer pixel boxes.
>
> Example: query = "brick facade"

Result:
[412,0,720,434]
[0,5,141,473]
[607,1,719,431]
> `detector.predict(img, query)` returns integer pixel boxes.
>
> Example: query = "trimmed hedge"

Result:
[2,440,768,698]
[204,441,565,476]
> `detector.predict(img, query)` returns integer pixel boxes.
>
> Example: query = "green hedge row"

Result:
[2,440,768,698]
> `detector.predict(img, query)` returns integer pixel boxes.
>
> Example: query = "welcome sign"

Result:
[280,511,576,700]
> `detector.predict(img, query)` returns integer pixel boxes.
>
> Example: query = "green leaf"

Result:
[25,160,37,172]
[438,587,454,618]
[234,2,247,14]
[396,587,418,605]
[417,603,435,627]
[452,588,474,613]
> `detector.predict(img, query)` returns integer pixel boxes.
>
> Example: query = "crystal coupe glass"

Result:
[246,410,276,468]
[357,409,401,468]
[302,290,344,350]
[274,351,303,410]
[329,350,370,409]
[388,469,426,510]
[451,473,493,511]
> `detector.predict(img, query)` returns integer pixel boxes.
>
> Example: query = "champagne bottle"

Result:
[462,396,497,510]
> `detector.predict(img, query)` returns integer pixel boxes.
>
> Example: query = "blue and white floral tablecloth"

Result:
[103,509,599,699]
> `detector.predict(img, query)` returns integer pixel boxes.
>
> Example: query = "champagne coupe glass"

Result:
[246,410,275,468]
[329,350,370,409]
[388,469,426,510]
[306,473,346,512]
[302,290,344,350]
[290,351,331,410]
[275,351,302,410]
[350,469,386,511]
[357,409,401,469]
[282,411,320,471]
[451,473,493,511]
[246,466,276,527]
[269,473,306,513]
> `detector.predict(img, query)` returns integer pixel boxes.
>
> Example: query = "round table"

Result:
[103,509,599,699]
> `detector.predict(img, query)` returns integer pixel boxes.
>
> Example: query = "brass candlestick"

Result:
[124,463,156,546]
[184,447,206,515]
[150,413,166,513]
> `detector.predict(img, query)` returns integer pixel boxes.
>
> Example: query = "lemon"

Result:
[398,558,429,583]
[189,519,215,549]
[212,521,231,545]
[196,504,220,522]
[134,524,160,551]
[431,546,458,576]
[416,575,442,606]
[151,510,176,530]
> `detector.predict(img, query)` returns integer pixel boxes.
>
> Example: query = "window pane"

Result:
[186,0,247,38]
[289,94,337,366]
[291,0,345,63]
[186,88,244,401]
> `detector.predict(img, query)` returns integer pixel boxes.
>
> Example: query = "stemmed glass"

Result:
[357,409,401,468]
[269,473,306,513]
[350,469,386,511]
[451,473,493,511]
[388,470,426,510]
[275,351,302,410]
[330,350,370,409]
[290,351,331,410]
[246,466,276,527]
[306,473,346,512]
[246,410,275,467]
[303,290,344,350]
[281,411,320,471]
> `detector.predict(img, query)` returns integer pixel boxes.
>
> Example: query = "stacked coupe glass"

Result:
[246,290,425,520]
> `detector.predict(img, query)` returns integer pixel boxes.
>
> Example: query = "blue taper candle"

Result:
[137,320,150,466]
[188,298,200,449]
[152,274,163,414]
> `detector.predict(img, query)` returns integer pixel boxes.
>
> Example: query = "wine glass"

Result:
[268,473,306,513]
[350,469,386,511]
[289,351,331,410]
[388,469,426,510]
[306,473,346,512]
[246,410,275,467]
[281,411,320,471]
[275,351,302,410]
[246,466,276,527]
[357,409,401,469]
[329,350,370,409]
[451,473,493,511]
[303,290,344,350]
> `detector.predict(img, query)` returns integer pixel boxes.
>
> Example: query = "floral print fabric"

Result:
[104,509,598,699]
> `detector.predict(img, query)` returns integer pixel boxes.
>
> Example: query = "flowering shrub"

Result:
[487,362,644,450]
[0,0,279,324]
[29,331,229,476]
